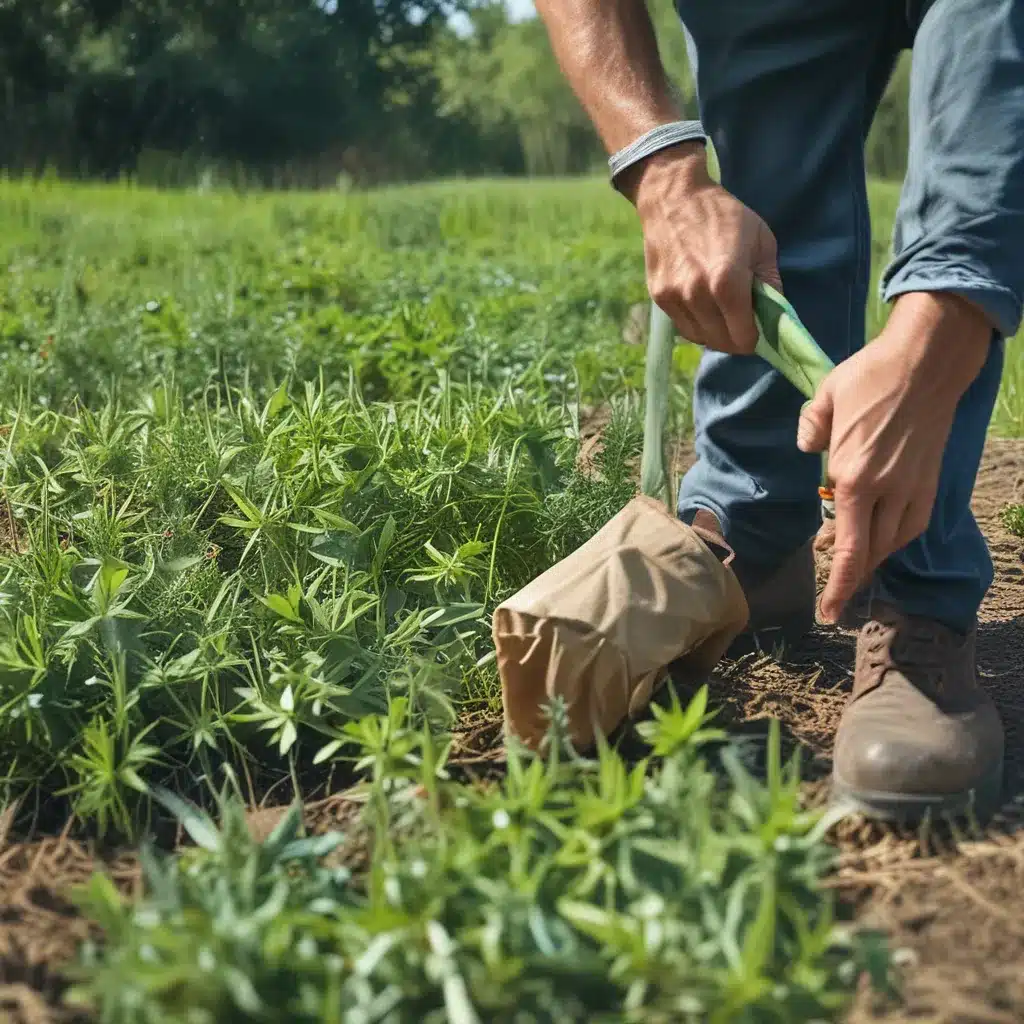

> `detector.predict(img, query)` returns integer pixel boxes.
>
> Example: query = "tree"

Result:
[0,0,473,179]
[435,4,602,175]
[0,0,909,184]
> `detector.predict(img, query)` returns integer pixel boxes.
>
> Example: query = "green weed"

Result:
[999,503,1024,538]
[0,376,640,834]
[1,176,970,1018]
[68,692,895,1023]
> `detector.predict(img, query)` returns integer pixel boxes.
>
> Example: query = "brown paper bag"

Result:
[494,277,834,754]
[494,494,749,752]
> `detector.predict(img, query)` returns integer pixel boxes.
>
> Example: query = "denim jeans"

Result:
[674,0,1024,632]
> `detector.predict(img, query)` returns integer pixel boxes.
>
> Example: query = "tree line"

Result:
[0,0,911,186]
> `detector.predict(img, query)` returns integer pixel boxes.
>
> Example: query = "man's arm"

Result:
[534,0,783,354]
[881,0,1024,346]
[533,0,680,155]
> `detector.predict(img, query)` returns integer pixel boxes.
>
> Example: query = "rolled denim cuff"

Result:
[608,121,707,187]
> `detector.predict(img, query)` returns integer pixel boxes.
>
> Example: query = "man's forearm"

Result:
[533,0,681,154]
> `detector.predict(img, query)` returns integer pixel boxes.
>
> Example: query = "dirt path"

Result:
[2,441,1023,1024]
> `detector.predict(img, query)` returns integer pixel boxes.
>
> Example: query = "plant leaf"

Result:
[150,786,222,853]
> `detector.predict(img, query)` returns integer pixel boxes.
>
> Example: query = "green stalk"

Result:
[640,300,677,504]
[753,280,835,499]
[639,281,835,508]
[752,280,834,401]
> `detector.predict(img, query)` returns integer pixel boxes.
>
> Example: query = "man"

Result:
[533,0,1023,820]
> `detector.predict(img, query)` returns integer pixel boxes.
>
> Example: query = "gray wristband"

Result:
[608,120,708,187]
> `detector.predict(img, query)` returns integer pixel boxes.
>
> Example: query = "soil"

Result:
[2,440,1023,1024]
[680,437,1024,1024]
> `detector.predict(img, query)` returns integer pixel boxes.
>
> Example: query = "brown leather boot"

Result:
[832,603,1004,821]
[690,509,816,658]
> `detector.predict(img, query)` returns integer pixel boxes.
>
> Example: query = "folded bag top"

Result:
[495,280,834,753]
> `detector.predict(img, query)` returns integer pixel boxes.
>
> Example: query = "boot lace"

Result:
[856,615,957,699]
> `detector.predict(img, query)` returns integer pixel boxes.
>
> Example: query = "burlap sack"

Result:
[494,494,749,752]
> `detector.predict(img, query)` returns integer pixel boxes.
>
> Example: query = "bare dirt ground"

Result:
[2,439,1023,1024]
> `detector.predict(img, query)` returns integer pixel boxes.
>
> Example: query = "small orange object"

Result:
[818,485,836,521]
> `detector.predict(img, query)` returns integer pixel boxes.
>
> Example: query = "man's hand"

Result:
[797,292,994,623]
[531,0,779,352]
[619,145,783,355]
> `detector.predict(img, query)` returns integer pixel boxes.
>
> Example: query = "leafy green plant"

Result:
[1000,502,1024,538]
[69,693,894,1023]
[0,370,642,833]
[0,178,929,1018]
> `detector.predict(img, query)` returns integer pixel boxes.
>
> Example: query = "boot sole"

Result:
[831,759,1004,825]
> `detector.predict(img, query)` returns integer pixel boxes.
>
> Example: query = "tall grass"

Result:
[2,175,1017,425]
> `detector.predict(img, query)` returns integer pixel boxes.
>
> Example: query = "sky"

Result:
[449,0,536,37]
[506,0,536,20]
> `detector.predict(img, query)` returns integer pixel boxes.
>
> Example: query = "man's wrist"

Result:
[886,291,994,399]
[615,142,711,209]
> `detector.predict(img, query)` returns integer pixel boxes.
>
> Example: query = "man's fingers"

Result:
[867,495,908,576]
[694,297,735,353]
[820,487,874,623]
[652,282,732,352]
[672,300,731,351]
[757,263,784,293]
[797,385,833,454]
[713,266,759,355]
[664,302,702,348]
[672,269,740,352]
[893,496,933,552]
[753,221,783,292]
[831,485,933,599]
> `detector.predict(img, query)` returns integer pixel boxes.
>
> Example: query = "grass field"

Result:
[1,176,1022,1023]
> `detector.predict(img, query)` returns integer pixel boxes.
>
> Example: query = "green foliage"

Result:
[0,0,913,184]
[0,178,653,408]
[1000,503,1024,538]
[435,8,601,175]
[69,694,895,1023]
[1,176,1021,839]
[0,178,670,835]
[0,0,471,182]
[0,166,941,1023]
[0,370,643,834]
[12,174,1016,1021]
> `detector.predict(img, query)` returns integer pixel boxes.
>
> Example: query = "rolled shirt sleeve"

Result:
[882,0,1024,340]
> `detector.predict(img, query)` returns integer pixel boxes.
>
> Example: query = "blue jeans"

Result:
[675,0,1024,632]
